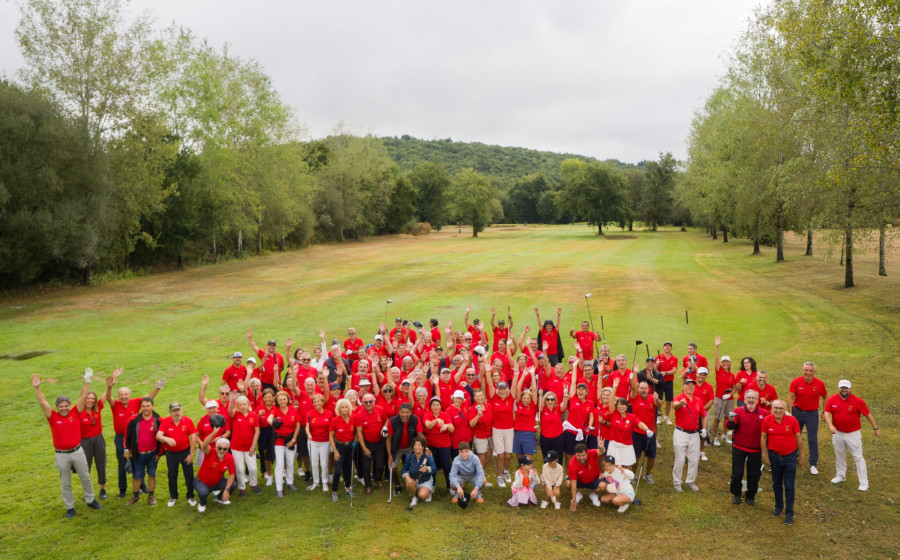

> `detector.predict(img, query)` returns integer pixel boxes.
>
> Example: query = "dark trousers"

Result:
[769,449,798,514]
[194,477,234,506]
[793,408,819,466]
[431,446,452,490]
[360,437,387,486]
[332,441,354,492]
[540,434,565,461]
[115,433,146,493]
[258,427,274,475]
[730,448,762,499]
[165,448,195,500]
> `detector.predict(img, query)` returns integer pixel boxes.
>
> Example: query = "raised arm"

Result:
[534,307,542,327]
[490,307,497,330]
[556,307,562,329]
[31,374,53,418]
[199,375,210,406]
[103,371,117,407]
[75,371,92,412]
[464,305,472,331]
[247,328,261,356]
[714,336,721,368]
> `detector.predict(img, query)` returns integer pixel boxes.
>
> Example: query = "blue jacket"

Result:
[402,451,436,483]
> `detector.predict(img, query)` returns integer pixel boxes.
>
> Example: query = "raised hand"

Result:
[156,379,167,389]
[247,328,252,338]
[31,373,41,387]
[466,305,471,313]
[286,337,293,347]
[715,336,721,347]
[201,374,210,386]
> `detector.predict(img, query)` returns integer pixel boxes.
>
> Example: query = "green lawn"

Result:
[1,225,897,559]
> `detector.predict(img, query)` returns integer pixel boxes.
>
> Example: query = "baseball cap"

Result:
[168,402,182,411]
[646,357,655,362]
[232,351,243,359]
[247,357,257,364]
[683,378,696,385]
[838,379,851,389]
[544,450,559,463]
[395,317,403,322]
[697,367,709,374]
[720,355,731,362]
[374,334,384,341]
[267,339,276,346]
[329,382,341,390]
[497,382,509,389]
[359,379,372,386]
[400,379,411,386]
[205,400,219,409]
[605,455,616,465]
[430,396,441,405]
[663,341,673,346]
[452,390,466,400]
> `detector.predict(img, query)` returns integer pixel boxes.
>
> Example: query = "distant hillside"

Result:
[381,135,633,185]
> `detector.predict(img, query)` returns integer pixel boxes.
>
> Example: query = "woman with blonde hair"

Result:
[329,398,356,502]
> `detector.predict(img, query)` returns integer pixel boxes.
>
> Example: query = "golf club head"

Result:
[386,299,392,304]
[635,340,643,346]
[585,293,592,298]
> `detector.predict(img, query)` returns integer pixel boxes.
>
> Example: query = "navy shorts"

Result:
[661,381,674,402]
[576,478,601,490]
[633,432,657,460]
[513,431,537,455]
[132,452,158,479]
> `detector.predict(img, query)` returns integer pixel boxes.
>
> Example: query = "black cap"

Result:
[518,456,533,466]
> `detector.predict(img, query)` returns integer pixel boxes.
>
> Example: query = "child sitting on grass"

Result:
[540,450,564,509]
[507,456,539,507]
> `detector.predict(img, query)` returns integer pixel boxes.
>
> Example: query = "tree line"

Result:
[0,0,685,289]
[678,0,899,286]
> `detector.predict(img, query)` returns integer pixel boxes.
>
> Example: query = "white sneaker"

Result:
[723,435,733,444]
[618,504,630,513]
[504,471,511,483]
[664,417,672,425]
[589,493,601,507]
[265,475,273,487]
[484,481,493,488]
[425,494,432,503]
[713,437,721,447]
[167,499,177,507]
[297,467,304,477]
[197,504,206,512]
[575,491,584,503]
[810,466,819,475]
[831,476,846,484]
[409,496,418,507]
[497,476,506,488]
[700,452,708,461]
[323,483,329,492]
[541,500,549,509]
[644,473,655,485]
[187,498,197,507]
[858,484,868,491]
[554,501,561,509]
[306,483,318,491]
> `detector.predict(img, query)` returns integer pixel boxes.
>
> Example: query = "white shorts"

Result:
[473,437,490,455]
[492,428,514,455]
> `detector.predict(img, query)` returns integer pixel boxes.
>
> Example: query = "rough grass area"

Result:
[1,225,897,560]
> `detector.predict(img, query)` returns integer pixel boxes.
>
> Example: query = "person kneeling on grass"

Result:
[600,455,636,513]
[508,456,539,508]
[568,443,606,511]
[402,437,437,510]
[449,442,485,505]
[540,450,564,509]
[193,435,236,513]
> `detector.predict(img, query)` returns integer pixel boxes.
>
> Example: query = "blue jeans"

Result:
[768,449,798,514]
[194,477,234,506]
[792,408,819,466]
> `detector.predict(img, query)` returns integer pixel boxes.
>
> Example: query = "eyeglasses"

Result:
[219,391,229,395]
[363,400,375,404]
[301,359,310,362]
[545,398,556,402]
[216,446,228,451]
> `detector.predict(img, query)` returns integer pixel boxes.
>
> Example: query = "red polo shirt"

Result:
[568,449,601,483]
[48,409,82,450]
[197,450,235,487]
[790,377,828,411]
[673,393,706,431]
[762,414,800,455]
[111,398,141,435]
[157,415,196,453]
[825,394,870,432]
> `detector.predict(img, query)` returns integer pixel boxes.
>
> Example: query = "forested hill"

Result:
[381,135,633,184]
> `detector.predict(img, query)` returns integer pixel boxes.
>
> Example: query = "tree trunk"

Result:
[177,254,184,270]
[840,242,844,266]
[805,224,813,256]
[257,219,262,255]
[723,225,728,243]
[597,223,603,236]
[844,223,854,288]
[879,222,887,277]
[711,223,717,240]
[472,223,478,238]
[752,215,761,255]
[238,229,243,257]
[82,266,92,286]
[628,219,633,232]
[212,229,217,261]
[776,201,784,262]
[281,224,285,252]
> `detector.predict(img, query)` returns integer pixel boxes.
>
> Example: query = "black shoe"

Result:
[87,500,102,510]
[732,495,741,505]
[140,486,148,495]
[117,492,126,499]
[304,472,312,482]
[65,508,75,519]
[784,513,793,525]
[394,485,401,496]
[99,489,107,500]
[745,497,755,506]
[772,507,783,516]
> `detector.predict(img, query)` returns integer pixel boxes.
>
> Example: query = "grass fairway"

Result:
[2,225,897,560]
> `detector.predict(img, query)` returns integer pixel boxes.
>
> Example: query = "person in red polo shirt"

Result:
[695,368,715,462]
[193,434,236,513]
[79,384,108,500]
[746,371,778,412]
[33,372,102,518]
[761,399,803,525]
[629,379,662,485]
[657,342,679,424]
[570,321,600,361]
[228,394,261,497]
[355,393,390,494]
[788,362,828,476]
[825,380,880,491]
[104,368,164,498]
[712,337,736,446]
[535,307,563,366]
[671,378,708,492]
[124,396,162,506]
[490,308,512,352]
[724,389,768,506]
[156,401,197,507]
[222,352,248,392]
[343,327,365,362]
[567,443,605,510]
[248,329,285,391]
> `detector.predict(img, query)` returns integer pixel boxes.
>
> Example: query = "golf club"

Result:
[632,437,650,506]
[685,310,690,344]
[349,441,356,508]
[645,343,650,360]
[600,315,606,343]
[384,299,392,326]
[387,459,393,503]
[632,340,643,368]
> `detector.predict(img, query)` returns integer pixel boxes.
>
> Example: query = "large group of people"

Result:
[35,307,881,526]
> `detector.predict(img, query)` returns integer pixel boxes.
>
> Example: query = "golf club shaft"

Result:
[585,295,600,360]
[685,310,690,343]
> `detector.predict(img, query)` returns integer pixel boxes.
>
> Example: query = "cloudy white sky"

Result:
[0,0,766,163]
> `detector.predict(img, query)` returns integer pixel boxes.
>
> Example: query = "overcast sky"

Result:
[0,0,766,163]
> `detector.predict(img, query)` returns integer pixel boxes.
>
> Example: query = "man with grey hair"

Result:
[104,368,164,498]
[725,389,768,506]
[193,435,236,513]
[788,362,828,475]
[32,372,102,518]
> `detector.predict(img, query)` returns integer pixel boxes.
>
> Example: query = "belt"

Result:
[138,450,156,455]
[675,427,698,434]
[55,444,82,454]
[795,408,818,413]
[336,439,353,445]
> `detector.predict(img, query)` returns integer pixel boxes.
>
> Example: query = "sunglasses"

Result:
[216,446,228,451]
[301,359,310,362]
[545,398,556,402]
[219,391,229,395]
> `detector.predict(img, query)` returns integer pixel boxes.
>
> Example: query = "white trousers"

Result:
[309,441,331,484]
[273,444,297,491]
[232,450,258,490]
[54,448,95,508]
[833,430,867,486]
[672,429,700,484]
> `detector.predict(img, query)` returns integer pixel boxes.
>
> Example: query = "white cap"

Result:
[473,345,485,355]
[374,334,384,341]
[205,400,219,409]
[720,355,731,363]
[838,379,851,389]
[247,357,257,364]
[452,390,466,400]
[359,379,372,386]
[697,367,709,374]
